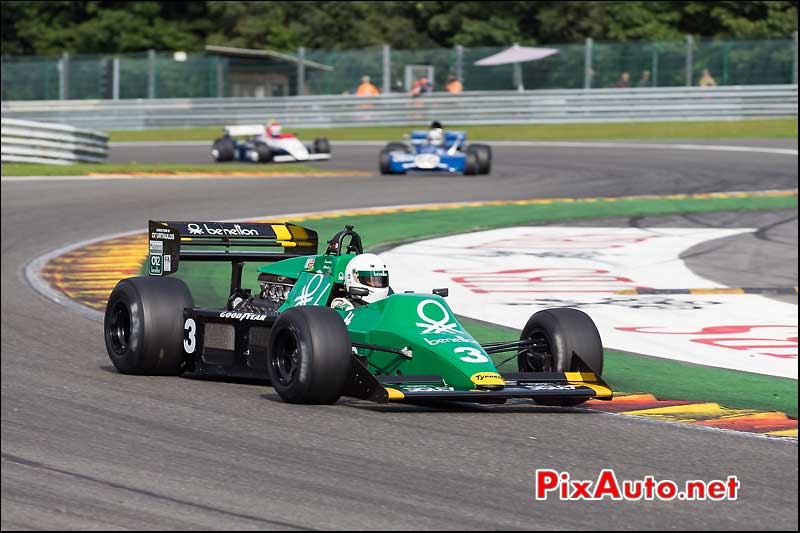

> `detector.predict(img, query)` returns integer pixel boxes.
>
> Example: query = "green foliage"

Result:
[2,1,796,55]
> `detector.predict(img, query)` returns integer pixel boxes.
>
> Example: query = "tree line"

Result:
[2,1,797,56]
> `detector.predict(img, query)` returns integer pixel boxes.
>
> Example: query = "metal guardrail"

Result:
[1,85,796,131]
[1,118,109,164]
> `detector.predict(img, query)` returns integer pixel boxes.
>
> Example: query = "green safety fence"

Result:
[1,37,796,100]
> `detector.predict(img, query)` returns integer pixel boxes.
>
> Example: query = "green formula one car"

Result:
[104,221,612,406]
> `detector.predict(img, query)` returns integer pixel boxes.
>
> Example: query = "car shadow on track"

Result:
[99,365,270,386]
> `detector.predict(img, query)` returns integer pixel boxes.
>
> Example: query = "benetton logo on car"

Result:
[187,223,259,236]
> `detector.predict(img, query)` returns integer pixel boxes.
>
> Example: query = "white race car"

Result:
[211,123,331,164]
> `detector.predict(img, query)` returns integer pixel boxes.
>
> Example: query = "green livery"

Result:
[104,221,612,407]
[275,262,498,391]
[257,225,611,404]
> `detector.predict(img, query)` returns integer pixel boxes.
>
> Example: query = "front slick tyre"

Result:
[463,151,479,175]
[104,276,193,375]
[518,307,603,407]
[379,148,392,174]
[470,144,492,174]
[267,306,352,404]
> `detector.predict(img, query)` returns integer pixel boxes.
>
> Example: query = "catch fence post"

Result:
[59,52,70,100]
[455,44,464,86]
[584,38,593,89]
[112,56,120,100]
[147,49,156,98]
[382,44,391,93]
[297,46,305,96]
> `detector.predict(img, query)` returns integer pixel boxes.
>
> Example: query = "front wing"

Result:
[273,153,331,163]
[368,371,612,404]
[388,152,465,173]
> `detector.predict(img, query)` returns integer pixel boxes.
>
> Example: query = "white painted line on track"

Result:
[24,227,144,322]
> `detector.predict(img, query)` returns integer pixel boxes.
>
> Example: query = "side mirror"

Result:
[433,288,449,297]
[349,286,370,297]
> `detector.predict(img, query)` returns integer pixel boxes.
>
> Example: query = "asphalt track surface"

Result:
[2,141,798,529]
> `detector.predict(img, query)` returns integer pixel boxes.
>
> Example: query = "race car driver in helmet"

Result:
[265,119,282,138]
[330,253,390,311]
[426,120,445,147]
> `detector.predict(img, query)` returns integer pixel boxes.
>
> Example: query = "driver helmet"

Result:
[266,119,282,137]
[427,127,445,146]
[344,253,390,304]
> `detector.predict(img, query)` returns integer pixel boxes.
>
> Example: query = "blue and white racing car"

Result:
[379,123,491,175]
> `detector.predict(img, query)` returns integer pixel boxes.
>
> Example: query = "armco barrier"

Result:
[1,85,796,131]
[1,118,109,164]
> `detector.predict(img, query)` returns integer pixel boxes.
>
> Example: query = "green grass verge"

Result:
[0,162,337,177]
[109,118,798,143]
[143,193,797,414]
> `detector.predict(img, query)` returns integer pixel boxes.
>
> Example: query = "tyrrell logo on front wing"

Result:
[470,372,504,386]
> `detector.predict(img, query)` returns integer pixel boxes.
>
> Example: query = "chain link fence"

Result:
[2,36,797,101]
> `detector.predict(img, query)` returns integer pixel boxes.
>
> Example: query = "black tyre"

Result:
[385,142,413,154]
[313,137,331,154]
[518,308,603,406]
[254,142,273,163]
[212,137,235,162]
[267,306,352,404]
[379,148,405,174]
[379,148,392,174]
[469,144,492,174]
[104,276,194,375]
[463,151,479,175]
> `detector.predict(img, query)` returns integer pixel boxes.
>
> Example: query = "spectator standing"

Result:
[636,70,651,87]
[445,74,463,93]
[355,75,380,96]
[614,71,630,88]
[409,75,432,97]
[698,68,717,87]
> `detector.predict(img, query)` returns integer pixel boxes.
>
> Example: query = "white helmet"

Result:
[266,120,282,137]
[344,253,390,304]
[427,128,444,146]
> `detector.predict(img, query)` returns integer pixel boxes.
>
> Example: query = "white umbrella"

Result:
[475,44,559,91]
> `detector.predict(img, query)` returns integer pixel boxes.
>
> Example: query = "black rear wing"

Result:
[148,220,317,281]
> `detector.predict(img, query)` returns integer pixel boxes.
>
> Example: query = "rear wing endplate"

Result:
[148,220,317,276]
[224,124,265,137]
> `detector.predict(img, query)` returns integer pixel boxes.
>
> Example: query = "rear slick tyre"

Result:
[104,276,194,375]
